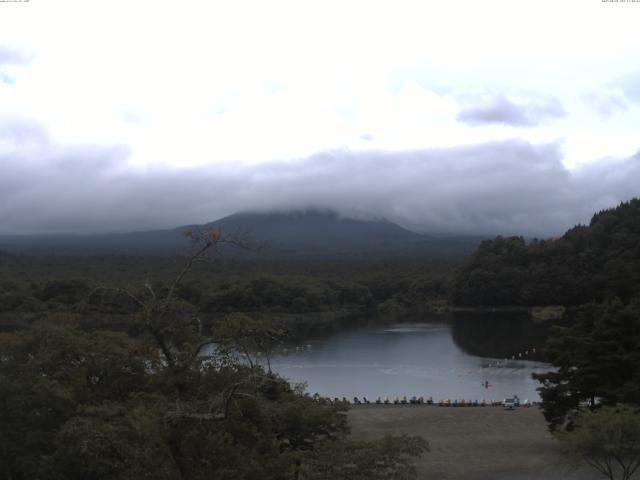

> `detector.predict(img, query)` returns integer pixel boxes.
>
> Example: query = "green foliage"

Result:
[0,323,155,479]
[0,241,428,479]
[452,198,640,306]
[46,401,177,480]
[37,279,91,306]
[199,275,377,317]
[0,255,456,339]
[214,313,286,372]
[534,299,640,430]
[0,320,361,479]
[555,404,640,480]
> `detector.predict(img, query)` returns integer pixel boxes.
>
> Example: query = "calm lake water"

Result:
[271,315,552,401]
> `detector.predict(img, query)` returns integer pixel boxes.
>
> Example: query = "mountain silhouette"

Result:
[0,209,481,258]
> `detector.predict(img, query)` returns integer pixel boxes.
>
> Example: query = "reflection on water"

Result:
[271,316,552,401]
[451,311,549,360]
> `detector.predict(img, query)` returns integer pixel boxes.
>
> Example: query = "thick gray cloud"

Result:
[457,94,566,127]
[0,116,638,237]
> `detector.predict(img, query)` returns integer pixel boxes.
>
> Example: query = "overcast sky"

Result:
[0,0,639,236]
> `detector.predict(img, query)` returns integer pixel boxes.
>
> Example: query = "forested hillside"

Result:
[0,230,428,480]
[0,254,453,336]
[452,198,640,307]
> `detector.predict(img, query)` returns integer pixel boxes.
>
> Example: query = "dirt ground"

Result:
[348,405,601,480]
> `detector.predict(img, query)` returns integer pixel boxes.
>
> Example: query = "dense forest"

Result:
[533,298,640,430]
[448,199,640,433]
[3,199,640,477]
[0,222,456,478]
[452,198,640,307]
[0,253,453,339]
[0,231,429,480]
[0,215,488,479]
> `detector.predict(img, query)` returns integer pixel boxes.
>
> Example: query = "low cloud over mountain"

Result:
[1,114,639,238]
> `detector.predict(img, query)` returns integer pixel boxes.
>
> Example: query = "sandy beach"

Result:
[348,405,601,480]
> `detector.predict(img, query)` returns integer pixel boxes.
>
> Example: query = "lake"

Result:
[271,314,552,401]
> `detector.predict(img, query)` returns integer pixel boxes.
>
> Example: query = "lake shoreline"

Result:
[272,320,550,401]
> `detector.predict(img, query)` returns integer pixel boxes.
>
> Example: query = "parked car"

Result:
[503,397,520,409]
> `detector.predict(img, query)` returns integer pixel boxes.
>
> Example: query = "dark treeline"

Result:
[449,198,640,433]
[5,197,640,459]
[533,298,640,430]
[0,232,429,480]
[0,254,455,338]
[452,198,640,307]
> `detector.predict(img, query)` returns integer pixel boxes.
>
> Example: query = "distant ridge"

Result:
[452,198,640,306]
[0,209,482,258]
[204,210,423,251]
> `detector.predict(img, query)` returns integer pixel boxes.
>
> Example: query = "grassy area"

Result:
[348,405,599,480]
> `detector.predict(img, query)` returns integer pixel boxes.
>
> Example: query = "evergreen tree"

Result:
[534,299,640,430]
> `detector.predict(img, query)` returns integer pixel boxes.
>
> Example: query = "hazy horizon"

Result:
[1,1,639,237]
